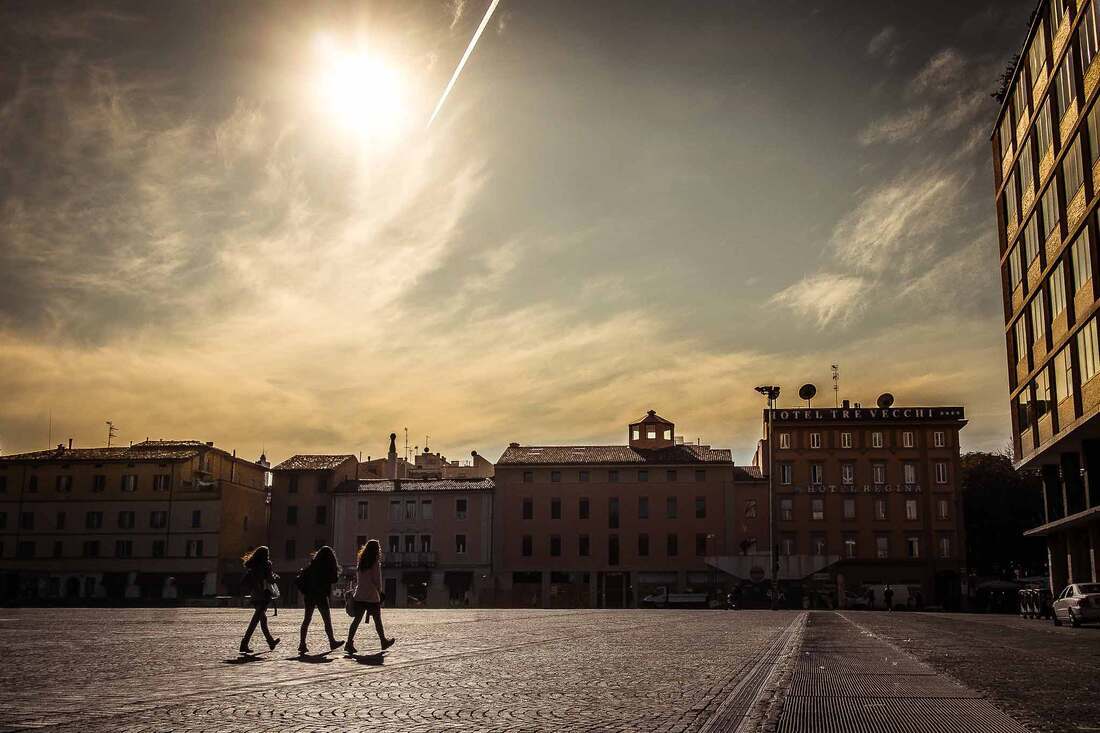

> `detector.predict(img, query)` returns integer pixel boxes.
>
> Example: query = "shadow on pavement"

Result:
[289,653,336,664]
[221,654,269,665]
[347,652,385,666]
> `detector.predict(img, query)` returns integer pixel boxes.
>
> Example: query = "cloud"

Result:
[867,26,900,65]
[770,274,867,327]
[447,0,466,30]
[908,48,966,95]
[858,105,931,145]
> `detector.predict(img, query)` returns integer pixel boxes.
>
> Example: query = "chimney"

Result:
[68,438,73,449]
[57,443,64,451]
[842,399,850,409]
[205,441,214,447]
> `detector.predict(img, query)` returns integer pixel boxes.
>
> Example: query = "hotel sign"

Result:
[767,407,964,423]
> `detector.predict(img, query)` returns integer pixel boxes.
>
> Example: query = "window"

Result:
[551,498,562,520]
[1015,316,1030,362]
[456,534,467,554]
[844,536,857,558]
[387,535,399,553]
[579,497,590,520]
[522,471,533,483]
[146,510,166,529]
[843,498,856,520]
[1052,0,1070,29]
[20,512,34,530]
[55,511,65,529]
[1030,20,1048,85]
[549,535,561,557]
[666,496,678,519]
[1023,216,1040,266]
[1013,70,1029,124]
[780,463,793,485]
[638,496,649,519]
[933,431,946,448]
[288,475,299,493]
[695,533,708,556]
[875,499,887,520]
[1056,47,1076,116]
[608,535,620,565]
[1081,0,1100,72]
[609,498,620,529]
[56,475,72,492]
[840,432,852,448]
[579,470,589,482]
[16,542,34,560]
[550,470,561,483]
[456,498,468,519]
[873,463,886,485]
[812,535,827,556]
[1017,387,1032,431]
[522,498,533,520]
[83,540,100,558]
[695,496,706,519]
[404,500,416,520]
[939,535,952,559]
[315,506,327,525]
[638,533,649,557]
[841,463,854,485]
[85,511,103,529]
[667,533,679,557]
[1078,318,1100,384]
[1073,229,1093,291]
[1055,346,1074,403]
[190,509,201,528]
[902,431,915,448]
[153,540,166,558]
[1008,244,1023,289]
[903,464,917,485]
[646,425,657,440]
[579,534,590,557]
[876,536,889,559]
[999,112,1014,159]
[1031,295,1046,345]
[695,469,706,482]
[1063,135,1085,201]
[871,431,883,448]
[1090,101,1100,167]
[810,463,824,485]
[121,475,137,492]
[609,470,620,483]
[811,499,824,521]
[152,474,170,491]
[116,540,133,558]
[781,537,795,556]
[418,534,431,553]
[780,498,793,521]
[809,432,822,449]
[666,469,677,482]
[1050,262,1067,317]
[1037,96,1054,158]
[27,475,37,493]
[935,462,949,484]
[631,426,640,440]
[286,506,297,525]
[745,499,758,518]
[1041,182,1060,237]
[905,499,918,520]
[907,536,921,559]
[937,499,950,520]
[118,511,135,529]
[404,535,416,553]
[778,432,791,449]
[185,539,203,558]
[1004,171,1019,227]
[1019,138,1035,197]
[357,501,369,520]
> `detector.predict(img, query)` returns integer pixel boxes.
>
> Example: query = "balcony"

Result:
[386,552,437,568]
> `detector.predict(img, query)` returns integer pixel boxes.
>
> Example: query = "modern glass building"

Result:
[993,0,1100,592]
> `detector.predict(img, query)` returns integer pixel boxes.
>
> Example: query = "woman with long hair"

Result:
[296,545,344,654]
[345,539,395,655]
[240,546,281,653]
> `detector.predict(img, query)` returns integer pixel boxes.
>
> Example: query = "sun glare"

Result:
[314,36,406,144]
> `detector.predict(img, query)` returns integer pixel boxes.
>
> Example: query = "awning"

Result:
[705,553,841,581]
[1023,505,1100,537]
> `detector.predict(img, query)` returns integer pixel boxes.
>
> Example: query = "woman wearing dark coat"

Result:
[297,545,344,654]
[240,546,281,653]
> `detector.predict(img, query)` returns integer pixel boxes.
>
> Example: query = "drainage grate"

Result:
[778,697,1029,733]
[788,673,978,699]
[796,652,932,676]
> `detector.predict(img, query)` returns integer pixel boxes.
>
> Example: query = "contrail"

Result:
[428,0,502,127]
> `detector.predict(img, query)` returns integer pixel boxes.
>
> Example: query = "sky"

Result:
[0,0,1036,466]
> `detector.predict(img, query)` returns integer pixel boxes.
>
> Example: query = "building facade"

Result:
[493,411,741,608]
[0,440,268,601]
[331,478,494,607]
[993,0,1100,592]
[757,405,968,609]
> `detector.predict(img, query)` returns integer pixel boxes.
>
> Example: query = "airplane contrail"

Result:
[427,0,502,127]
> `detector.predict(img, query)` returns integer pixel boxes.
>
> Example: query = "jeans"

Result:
[242,603,275,648]
[347,601,386,645]
[300,594,337,646]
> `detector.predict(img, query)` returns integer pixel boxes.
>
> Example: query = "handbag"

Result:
[265,580,281,600]
[344,583,358,617]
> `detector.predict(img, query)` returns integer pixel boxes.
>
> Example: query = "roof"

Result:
[631,410,673,425]
[733,466,764,481]
[274,454,357,471]
[496,444,733,466]
[336,478,495,494]
[0,445,200,463]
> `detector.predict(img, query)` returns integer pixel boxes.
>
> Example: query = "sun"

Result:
[314,36,407,144]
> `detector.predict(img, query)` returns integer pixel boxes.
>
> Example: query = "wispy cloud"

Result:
[770,274,867,328]
[867,26,900,66]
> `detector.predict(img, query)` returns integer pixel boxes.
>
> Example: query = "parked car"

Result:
[642,587,709,608]
[1052,583,1100,627]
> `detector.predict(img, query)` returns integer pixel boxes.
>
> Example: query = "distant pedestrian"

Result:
[296,545,345,655]
[240,546,281,654]
[345,539,396,655]
[866,588,875,609]
[884,585,895,612]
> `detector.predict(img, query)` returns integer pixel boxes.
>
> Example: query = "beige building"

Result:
[0,440,268,601]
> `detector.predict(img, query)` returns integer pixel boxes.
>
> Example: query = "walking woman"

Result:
[297,545,344,654]
[240,546,281,653]
[345,539,395,655]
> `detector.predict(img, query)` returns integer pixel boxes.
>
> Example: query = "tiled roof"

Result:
[132,440,209,448]
[337,478,495,493]
[733,465,764,481]
[0,446,200,463]
[274,454,357,471]
[496,444,733,465]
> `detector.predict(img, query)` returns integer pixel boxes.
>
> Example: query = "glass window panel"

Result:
[1050,261,1067,316]
[1019,138,1035,196]
[1009,244,1024,288]
[1073,229,1093,291]
[1063,136,1085,200]
[1054,345,1073,403]
[1023,215,1040,262]
[1037,97,1054,158]
[1041,182,1061,236]
[1016,316,1029,362]
[1030,294,1046,344]
[1078,318,1100,383]
[1056,47,1076,116]
[1030,20,1048,84]
[1081,1,1100,72]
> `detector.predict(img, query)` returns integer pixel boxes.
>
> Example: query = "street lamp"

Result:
[755,385,780,610]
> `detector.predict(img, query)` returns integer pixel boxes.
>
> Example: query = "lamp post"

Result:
[755,385,780,610]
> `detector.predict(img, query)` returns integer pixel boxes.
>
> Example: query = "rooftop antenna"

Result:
[425,435,430,452]
[48,409,52,449]
[404,427,409,462]
[831,365,840,408]
[106,421,118,448]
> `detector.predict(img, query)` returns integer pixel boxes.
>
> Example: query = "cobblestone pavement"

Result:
[849,611,1100,733]
[0,608,801,733]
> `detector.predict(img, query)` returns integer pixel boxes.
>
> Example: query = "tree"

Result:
[960,451,1047,578]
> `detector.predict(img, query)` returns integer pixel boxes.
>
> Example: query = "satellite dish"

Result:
[798,383,817,404]
[877,393,895,409]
